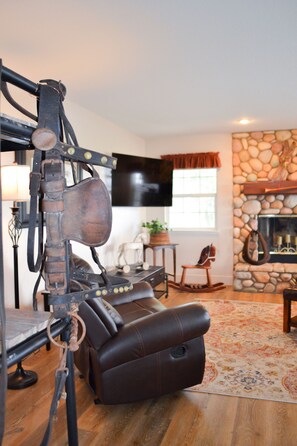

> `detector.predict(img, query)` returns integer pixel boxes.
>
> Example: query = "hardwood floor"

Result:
[3,286,297,446]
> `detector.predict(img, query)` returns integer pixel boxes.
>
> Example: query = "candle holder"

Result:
[281,243,296,253]
[274,235,283,253]
[278,234,296,253]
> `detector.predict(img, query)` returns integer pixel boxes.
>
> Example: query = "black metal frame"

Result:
[1,319,69,370]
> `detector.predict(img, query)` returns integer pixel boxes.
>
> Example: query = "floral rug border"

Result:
[188,299,297,404]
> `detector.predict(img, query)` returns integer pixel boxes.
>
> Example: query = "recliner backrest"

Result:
[78,296,124,350]
[86,298,124,335]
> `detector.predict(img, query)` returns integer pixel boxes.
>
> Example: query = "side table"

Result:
[283,288,297,332]
[144,243,178,282]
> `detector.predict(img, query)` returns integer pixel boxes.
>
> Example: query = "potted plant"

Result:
[142,219,170,244]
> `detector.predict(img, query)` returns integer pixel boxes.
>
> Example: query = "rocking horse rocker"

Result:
[169,244,225,293]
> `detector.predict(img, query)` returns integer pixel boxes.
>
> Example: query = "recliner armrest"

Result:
[98,302,210,372]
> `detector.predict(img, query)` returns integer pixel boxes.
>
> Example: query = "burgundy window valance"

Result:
[161,152,221,169]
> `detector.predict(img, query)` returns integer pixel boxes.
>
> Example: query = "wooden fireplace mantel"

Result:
[243,180,297,195]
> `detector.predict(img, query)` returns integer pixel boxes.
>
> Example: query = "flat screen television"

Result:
[112,153,173,207]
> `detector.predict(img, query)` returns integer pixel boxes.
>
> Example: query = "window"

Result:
[167,168,217,230]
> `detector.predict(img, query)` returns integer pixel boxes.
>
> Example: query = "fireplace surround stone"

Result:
[233,129,297,293]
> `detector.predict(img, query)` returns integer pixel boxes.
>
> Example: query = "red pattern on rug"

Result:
[187,299,297,403]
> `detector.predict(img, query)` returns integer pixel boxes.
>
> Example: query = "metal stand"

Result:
[7,206,37,390]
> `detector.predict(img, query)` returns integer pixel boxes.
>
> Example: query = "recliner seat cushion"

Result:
[113,297,165,324]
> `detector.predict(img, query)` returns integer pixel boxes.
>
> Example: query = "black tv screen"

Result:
[112,153,173,207]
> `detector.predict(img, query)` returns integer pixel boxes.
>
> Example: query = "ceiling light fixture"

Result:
[239,118,251,125]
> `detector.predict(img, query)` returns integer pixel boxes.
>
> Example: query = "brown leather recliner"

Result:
[74,281,210,404]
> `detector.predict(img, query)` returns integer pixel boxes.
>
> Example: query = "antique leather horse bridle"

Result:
[1,71,131,446]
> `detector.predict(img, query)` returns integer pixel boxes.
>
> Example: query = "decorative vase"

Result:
[149,231,170,245]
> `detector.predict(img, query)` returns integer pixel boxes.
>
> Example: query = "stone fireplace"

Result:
[233,129,297,293]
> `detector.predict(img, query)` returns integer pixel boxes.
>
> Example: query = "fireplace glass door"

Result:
[258,215,297,263]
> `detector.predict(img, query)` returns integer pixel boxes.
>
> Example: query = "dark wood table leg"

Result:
[283,299,291,333]
[173,247,176,282]
[162,248,165,269]
[153,249,157,266]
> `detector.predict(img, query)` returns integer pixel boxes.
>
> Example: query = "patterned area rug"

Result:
[188,299,297,403]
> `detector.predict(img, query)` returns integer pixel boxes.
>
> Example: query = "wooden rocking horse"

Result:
[169,244,225,293]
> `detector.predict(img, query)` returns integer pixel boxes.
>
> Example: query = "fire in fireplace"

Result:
[258,215,297,263]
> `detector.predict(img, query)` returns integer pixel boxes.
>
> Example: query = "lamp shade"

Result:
[1,163,30,202]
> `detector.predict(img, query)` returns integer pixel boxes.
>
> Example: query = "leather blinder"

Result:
[61,176,112,247]
[42,200,64,213]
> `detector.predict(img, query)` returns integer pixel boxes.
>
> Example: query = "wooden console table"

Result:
[143,243,178,282]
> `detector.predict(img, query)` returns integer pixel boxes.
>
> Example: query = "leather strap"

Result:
[48,275,132,306]
[242,229,271,265]
[27,148,44,272]
[40,368,68,446]
[1,80,38,122]
[57,141,117,170]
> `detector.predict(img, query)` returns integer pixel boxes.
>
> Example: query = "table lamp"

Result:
[1,162,38,389]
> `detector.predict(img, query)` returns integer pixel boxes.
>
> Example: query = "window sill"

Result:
[169,228,219,233]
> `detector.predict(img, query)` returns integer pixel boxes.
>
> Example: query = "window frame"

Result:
[165,168,218,232]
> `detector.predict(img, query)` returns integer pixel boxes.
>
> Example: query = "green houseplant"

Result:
[142,219,170,244]
[142,219,167,234]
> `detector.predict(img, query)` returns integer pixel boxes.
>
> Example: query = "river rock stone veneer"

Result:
[233,129,297,293]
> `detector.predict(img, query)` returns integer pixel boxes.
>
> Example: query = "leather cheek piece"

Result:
[61,176,112,247]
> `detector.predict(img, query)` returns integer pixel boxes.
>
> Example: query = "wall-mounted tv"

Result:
[112,153,173,207]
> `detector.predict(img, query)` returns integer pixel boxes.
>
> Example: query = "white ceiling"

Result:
[1,0,297,139]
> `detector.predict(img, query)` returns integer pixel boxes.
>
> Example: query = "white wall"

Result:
[65,101,147,269]
[145,133,233,285]
[1,83,233,310]
[1,92,146,308]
